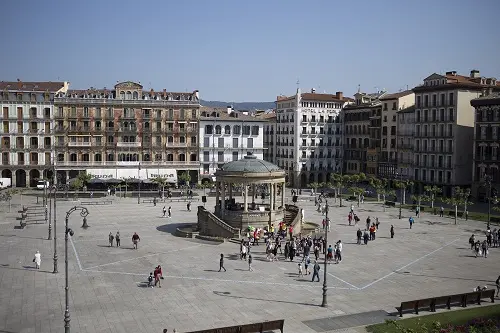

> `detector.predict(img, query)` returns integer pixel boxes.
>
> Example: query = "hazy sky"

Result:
[1,0,499,101]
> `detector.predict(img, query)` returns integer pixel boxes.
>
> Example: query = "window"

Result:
[203,151,209,162]
[205,125,213,134]
[215,125,221,134]
[424,95,429,107]
[247,138,253,148]
[448,108,454,121]
[392,102,397,110]
[383,103,388,111]
[432,95,437,107]
[233,125,241,134]
[417,96,421,108]
[448,92,454,105]
[243,126,250,135]
[232,151,238,161]
[204,137,210,147]
[83,107,89,117]
[251,126,259,135]
[191,136,196,145]
[224,125,230,134]
[218,138,224,147]
[233,138,238,148]
[179,136,185,144]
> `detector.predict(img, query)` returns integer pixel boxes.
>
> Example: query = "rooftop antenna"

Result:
[357,84,361,93]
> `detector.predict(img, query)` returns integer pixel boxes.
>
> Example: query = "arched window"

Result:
[70,153,77,161]
[167,154,173,161]
[179,154,186,161]
[143,153,151,161]
[233,125,241,135]
[126,91,132,100]
[57,153,64,162]
[215,125,221,134]
[94,153,102,162]
[224,125,231,134]
[190,153,197,161]
[155,153,162,161]
[144,122,150,129]
[82,154,90,161]
[108,121,114,128]
[120,91,125,100]
[132,91,138,100]
[107,153,114,161]
[132,154,138,161]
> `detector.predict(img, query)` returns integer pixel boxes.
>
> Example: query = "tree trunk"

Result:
[377,193,380,202]
[431,195,434,209]
[339,187,343,207]
[382,194,386,212]
[454,205,458,225]
[402,189,406,205]
[334,189,337,204]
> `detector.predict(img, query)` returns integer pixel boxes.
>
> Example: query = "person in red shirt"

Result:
[289,226,293,240]
[154,265,162,288]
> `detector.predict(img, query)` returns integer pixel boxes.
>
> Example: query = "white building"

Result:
[275,88,352,188]
[0,81,69,187]
[199,106,267,182]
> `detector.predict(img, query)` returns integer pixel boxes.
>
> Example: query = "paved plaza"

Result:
[0,192,498,333]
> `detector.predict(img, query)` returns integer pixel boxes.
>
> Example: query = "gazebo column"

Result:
[215,181,220,210]
[221,181,226,214]
[281,182,285,208]
[243,184,248,212]
[229,183,233,202]
[273,183,277,209]
[252,184,256,204]
[269,183,274,211]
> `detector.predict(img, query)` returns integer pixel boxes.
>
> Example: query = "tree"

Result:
[411,193,429,210]
[330,173,349,207]
[442,187,468,225]
[424,185,442,208]
[307,182,320,196]
[152,176,168,198]
[461,188,473,218]
[349,173,366,206]
[369,177,394,211]
[394,179,414,205]
[178,171,191,187]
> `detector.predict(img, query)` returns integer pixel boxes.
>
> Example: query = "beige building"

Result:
[412,70,500,196]
[378,90,414,178]
[396,105,416,180]
[470,92,500,201]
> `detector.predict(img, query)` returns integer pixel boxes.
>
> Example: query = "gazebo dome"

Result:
[221,152,281,173]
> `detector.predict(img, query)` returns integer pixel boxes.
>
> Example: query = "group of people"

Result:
[107,231,141,249]
[147,265,163,287]
[469,227,496,258]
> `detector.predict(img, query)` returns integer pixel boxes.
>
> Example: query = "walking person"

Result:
[336,240,343,263]
[375,217,380,230]
[409,216,414,229]
[108,232,114,247]
[33,250,41,269]
[168,206,172,218]
[440,206,444,217]
[415,207,420,218]
[115,231,121,247]
[218,253,226,272]
[496,275,500,297]
[390,225,394,239]
[482,240,489,258]
[248,254,253,271]
[132,232,140,249]
[356,228,362,245]
[311,261,321,282]
[187,201,191,212]
[366,216,371,231]
[162,206,166,217]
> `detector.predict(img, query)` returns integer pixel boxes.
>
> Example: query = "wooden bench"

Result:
[80,200,113,205]
[142,198,167,204]
[175,319,284,333]
[397,290,495,317]
[169,197,200,202]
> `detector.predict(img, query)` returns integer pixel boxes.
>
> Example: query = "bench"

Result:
[142,198,167,204]
[176,319,284,333]
[80,200,113,205]
[385,201,396,207]
[23,212,46,217]
[491,216,500,223]
[169,198,200,202]
[397,290,494,317]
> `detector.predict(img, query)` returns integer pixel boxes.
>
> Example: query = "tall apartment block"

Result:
[343,91,386,175]
[396,105,416,180]
[0,81,69,187]
[378,90,414,178]
[53,81,201,184]
[471,92,500,201]
[275,88,351,188]
[412,70,500,196]
[259,112,276,164]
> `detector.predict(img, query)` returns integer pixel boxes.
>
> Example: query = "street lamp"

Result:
[397,168,403,219]
[321,199,329,308]
[485,175,493,226]
[138,163,141,204]
[64,206,89,333]
[48,185,57,240]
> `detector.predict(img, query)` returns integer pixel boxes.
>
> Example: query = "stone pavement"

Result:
[0,192,497,333]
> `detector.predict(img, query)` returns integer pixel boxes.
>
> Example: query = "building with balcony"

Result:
[258,111,277,164]
[412,70,500,196]
[396,105,416,180]
[276,88,351,188]
[0,81,69,187]
[378,90,415,178]
[53,81,201,184]
[343,90,386,175]
[199,107,267,182]
[470,92,500,201]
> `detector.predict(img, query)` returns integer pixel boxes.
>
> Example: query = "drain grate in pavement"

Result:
[302,310,391,332]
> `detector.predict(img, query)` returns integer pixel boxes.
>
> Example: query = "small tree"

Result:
[442,187,467,225]
[424,185,442,209]
[307,182,320,196]
[152,176,168,198]
[369,177,388,202]
[178,171,191,187]
[349,173,366,206]
[394,180,414,205]
[330,173,347,206]
[461,188,473,218]
[411,193,429,210]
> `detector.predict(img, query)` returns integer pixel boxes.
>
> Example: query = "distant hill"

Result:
[200,100,274,110]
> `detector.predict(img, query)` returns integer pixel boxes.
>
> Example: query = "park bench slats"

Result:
[80,200,113,205]
[177,319,284,333]
[397,290,495,317]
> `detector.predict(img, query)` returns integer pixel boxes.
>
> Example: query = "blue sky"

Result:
[1,0,499,101]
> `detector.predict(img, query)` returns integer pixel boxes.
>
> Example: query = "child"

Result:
[248,254,253,271]
[298,263,303,277]
[305,256,311,275]
[218,253,226,272]
[147,273,154,288]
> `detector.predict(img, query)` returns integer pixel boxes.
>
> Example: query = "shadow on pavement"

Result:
[213,290,321,307]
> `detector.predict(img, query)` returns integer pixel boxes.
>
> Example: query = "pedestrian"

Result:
[304,256,311,275]
[440,206,444,217]
[348,213,352,226]
[298,263,303,277]
[33,250,41,269]
[482,240,488,258]
[154,267,161,287]
[115,231,121,247]
[218,253,226,272]
[496,275,500,297]
[153,197,157,206]
[311,261,321,282]
[375,217,380,230]
[132,232,140,249]
[187,201,191,212]
[390,225,394,239]
[409,216,414,229]
[168,206,172,218]
[107,187,111,196]
[162,206,166,217]
[469,234,475,250]
[147,272,154,287]
[416,207,420,218]
[336,240,343,263]
[366,216,371,231]
[356,228,362,245]
[363,230,369,245]
[248,254,253,271]
[326,245,333,263]
[108,232,114,247]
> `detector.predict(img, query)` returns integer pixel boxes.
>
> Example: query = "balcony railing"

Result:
[55,161,200,167]
[68,142,92,147]
[116,142,141,147]
[55,97,200,106]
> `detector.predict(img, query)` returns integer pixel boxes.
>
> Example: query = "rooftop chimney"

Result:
[311,88,316,93]
[227,106,232,115]
[335,91,343,100]
[470,69,480,78]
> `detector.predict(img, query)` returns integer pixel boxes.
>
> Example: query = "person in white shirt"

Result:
[33,250,41,269]
[336,241,343,263]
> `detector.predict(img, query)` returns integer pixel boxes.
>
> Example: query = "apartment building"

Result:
[343,91,386,175]
[378,90,415,178]
[276,88,351,188]
[470,92,500,201]
[0,81,69,187]
[412,70,500,196]
[53,81,200,184]
[259,111,276,164]
[199,106,267,181]
[396,105,416,180]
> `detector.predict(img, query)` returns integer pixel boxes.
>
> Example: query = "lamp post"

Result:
[398,169,403,219]
[64,206,89,333]
[321,199,329,308]
[48,185,57,240]
[137,163,141,204]
[485,175,492,226]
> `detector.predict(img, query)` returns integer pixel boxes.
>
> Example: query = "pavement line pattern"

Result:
[82,268,358,290]
[82,244,202,270]
[359,238,460,290]
[69,235,83,271]
[327,272,360,290]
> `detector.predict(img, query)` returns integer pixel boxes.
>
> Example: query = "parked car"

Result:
[36,180,49,190]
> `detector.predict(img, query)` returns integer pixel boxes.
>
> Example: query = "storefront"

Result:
[86,168,177,183]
